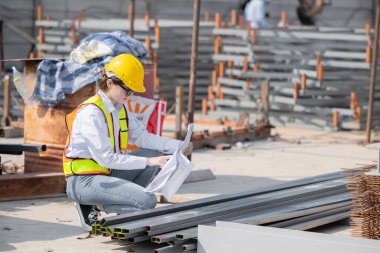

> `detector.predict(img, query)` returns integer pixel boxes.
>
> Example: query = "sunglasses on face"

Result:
[117,83,134,97]
[110,79,134,96]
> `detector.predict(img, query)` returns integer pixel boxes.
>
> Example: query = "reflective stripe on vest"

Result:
[62,95,129,177]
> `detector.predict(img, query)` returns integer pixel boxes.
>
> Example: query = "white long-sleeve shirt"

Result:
[65,90,181,170]
[244,0,270,29]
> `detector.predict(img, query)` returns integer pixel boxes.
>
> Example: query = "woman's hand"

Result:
[147,155,172,168]
[182,142,193,156]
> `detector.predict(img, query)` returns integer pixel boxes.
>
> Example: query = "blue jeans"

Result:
[66,149,160,214]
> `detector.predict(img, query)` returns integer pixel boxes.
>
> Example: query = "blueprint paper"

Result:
[144,124,194,200]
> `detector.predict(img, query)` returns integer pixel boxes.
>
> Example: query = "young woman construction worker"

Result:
[63,54,193,231]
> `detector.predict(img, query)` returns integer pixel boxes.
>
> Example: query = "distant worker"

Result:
[63,54,193,231]
[297,0,315,26]
[244,0,272,29]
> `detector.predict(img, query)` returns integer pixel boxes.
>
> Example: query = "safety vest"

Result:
[62,95,129,177]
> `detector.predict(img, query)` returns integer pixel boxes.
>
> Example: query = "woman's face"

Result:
[106,79,134,105]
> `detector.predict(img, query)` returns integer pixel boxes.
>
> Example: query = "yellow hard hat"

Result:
[104,54,146,93]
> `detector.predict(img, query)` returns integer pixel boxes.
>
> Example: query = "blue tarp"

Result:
[31,31,147,106]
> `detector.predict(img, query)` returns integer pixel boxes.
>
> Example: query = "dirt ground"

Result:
[0,126,378,253]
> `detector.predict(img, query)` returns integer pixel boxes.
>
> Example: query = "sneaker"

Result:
[75,203,100,231]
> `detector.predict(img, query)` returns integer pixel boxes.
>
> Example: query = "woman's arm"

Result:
[128,116,182,154]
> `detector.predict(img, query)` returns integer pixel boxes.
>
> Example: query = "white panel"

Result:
[197,222,380,253]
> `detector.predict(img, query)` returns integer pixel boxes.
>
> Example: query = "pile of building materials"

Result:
[347,166,380,239]
[34,12,215,111]
[204,18,376,131]
[156,20,214,110]
[35,17,157,58]
[91,170,359,252]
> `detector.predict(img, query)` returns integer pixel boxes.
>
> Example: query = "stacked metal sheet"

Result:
[92,171,356,252]
[206,25,377,131]
[34,18,157,59]
[156,21,214,110]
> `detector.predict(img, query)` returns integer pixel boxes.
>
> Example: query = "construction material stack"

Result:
[347,167,380,239]
[91,170,365,252]
[205,12,375,131]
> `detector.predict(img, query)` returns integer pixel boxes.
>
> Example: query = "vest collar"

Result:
[97,89,122,113]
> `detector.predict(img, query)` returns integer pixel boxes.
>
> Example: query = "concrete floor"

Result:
[0,126,377,252]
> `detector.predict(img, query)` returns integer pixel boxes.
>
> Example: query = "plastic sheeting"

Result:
[31,31,147,106]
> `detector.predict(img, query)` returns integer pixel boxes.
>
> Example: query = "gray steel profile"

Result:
[110,180,347,235]
[101,171,345,226]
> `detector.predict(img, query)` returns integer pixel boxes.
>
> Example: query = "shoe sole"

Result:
[74,202,92,232]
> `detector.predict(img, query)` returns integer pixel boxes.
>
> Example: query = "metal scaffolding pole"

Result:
[0,20,4,75]
[129,0,135,37]
[366,0,380,143]
[187,0,201,160]
[187,0,201,125]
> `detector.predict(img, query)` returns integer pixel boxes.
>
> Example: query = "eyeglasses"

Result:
[109,78,134,96]
[117,83,134,97]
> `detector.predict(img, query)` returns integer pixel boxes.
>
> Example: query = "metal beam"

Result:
[187,0,201,126]
[101,171,346,226]
[366,0,380,143]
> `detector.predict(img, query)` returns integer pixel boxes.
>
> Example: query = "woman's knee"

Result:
[141,193,157,209]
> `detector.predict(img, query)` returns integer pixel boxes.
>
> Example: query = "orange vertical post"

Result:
[212,70,217,86]
[205,11,210,22]
[219,61,225,78]
[301,74,307,92]
[350,92,358,110]
[71,18,78,44]
[281,10,287,30]
[214,36,221,54]
[333,111,339,129]
[215,13,222,28]
[293,82,299,99]
[238,15,244,28]
[231,9,237,25]
[154,21,160,44]
[208,86,215,111]
[227,61,233,78]
[145,36,151,51]
[145,11,150,26]
[366,39,372,64]
[316,54,321,73]
[78,10,84,29]
[355,105,362,123]
[37,5,43,58]
[37,5,43,20]
[243,56,248,72]
[202,98,208,115]
[301,74,307,91]
[317,64,324,81]
[208,85,214,100]
[365,17,371,35]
